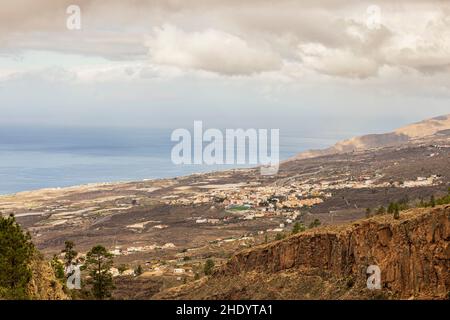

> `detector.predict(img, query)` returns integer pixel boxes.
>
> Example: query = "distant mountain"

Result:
[291,114,450,160]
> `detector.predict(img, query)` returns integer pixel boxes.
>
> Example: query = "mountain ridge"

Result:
[291,114,450,161]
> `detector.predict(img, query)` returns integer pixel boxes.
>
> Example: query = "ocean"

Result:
[0,125,355,195]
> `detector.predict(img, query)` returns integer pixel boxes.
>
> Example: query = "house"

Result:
[174,268,185,274]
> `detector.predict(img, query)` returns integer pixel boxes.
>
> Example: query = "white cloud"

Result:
[146,25,281,75]
[299,43,379,78]
[1,0,450,80]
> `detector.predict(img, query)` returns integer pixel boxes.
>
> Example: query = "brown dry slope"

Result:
[156,205,450,300]
[293,114,450,160]
[27,255,68,300]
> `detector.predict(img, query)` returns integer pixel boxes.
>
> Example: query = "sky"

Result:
[1,0,449,133]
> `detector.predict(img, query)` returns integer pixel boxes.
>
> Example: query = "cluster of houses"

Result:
[108,243,176,256]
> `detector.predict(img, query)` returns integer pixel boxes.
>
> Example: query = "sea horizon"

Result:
[0,124,361,195]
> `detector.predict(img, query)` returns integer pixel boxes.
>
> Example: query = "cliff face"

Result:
[158,206,449,300]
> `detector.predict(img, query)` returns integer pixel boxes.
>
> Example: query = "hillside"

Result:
[156,205,450,300]
[26,255,68,300]
[292,114,450,160]
[1,114,449,300]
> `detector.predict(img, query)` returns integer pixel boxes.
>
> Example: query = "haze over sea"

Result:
[0,125,366,195]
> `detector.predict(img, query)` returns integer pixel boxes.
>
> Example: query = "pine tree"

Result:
[308,218,321,229]
[393,207,400,220]
[0,214,35,299]
[62,240,77,268]
[275,233,285,241]
[430,195,436,208]
[51,255,65,282]
[85,245,115,299]
[134,264,143,276]
[292,222,305,234]
[117,264,128,275]
[377,206,386,215]
[387,202,395,214]
[204,259,215,276]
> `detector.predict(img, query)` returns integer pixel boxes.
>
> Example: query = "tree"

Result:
[275,233,285,241]
[292,222,305,234]
[376,206,386,215]
[204,259,215,276]
[308,219,321,229]
[365,208,372,218]
[85,245,115,299]
[134,264,143,276]
[393,207,400,220]
[117,264,128,275]
[418,198,426,208]
[0,214,35,299]
[430,195,436,208]
[62,240,77,268]
[387,202,395,214]
[51,255,65,282]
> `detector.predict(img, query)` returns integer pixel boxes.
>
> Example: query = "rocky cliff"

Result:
[157,206,449,300]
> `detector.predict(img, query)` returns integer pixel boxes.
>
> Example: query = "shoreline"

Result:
[0,165,256,198]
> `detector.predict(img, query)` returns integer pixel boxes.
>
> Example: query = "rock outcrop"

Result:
[157,206,449,299]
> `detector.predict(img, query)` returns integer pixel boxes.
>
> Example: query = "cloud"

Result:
[299,43,379,78]
[383,12,450,73]
[0,0,449,79]
[146,25,281,75]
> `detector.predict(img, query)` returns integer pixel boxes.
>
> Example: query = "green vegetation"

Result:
[393,206,400,220]
[204,259,215,276]
[430,195,436,207]
[369,188,450,220]
[62,240,77,267]
[85,245,115,299]
[417,189,450,208]
[134,264,143,276]
[292,222,306,234]
[275,233,286,241]
[308,219,321,229]
[51,255,66,282]
[0,214,35,299]
[117,264,128,275]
